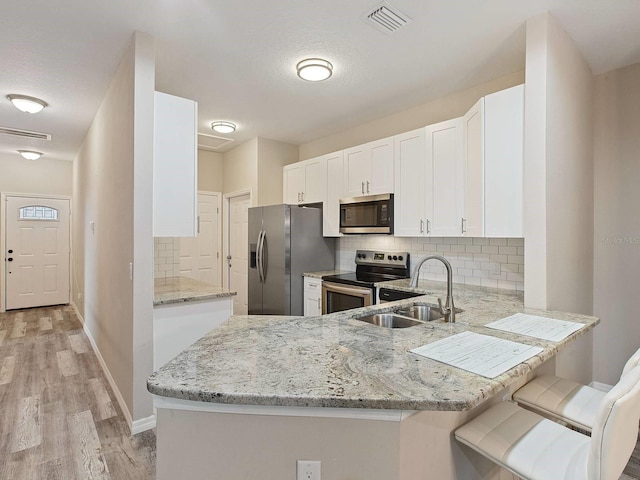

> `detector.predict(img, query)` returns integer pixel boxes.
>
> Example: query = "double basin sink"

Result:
[356,304,463,328]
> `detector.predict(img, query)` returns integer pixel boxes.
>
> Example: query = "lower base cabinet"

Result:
[304,277,322,316]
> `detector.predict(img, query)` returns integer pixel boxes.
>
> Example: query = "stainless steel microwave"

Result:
[339,193,394,234]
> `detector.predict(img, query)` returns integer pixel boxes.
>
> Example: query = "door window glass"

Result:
[19,205,59,221]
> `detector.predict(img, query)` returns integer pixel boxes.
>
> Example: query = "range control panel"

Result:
[354,250,410,268]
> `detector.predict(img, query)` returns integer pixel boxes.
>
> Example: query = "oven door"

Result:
[322,281,374,314]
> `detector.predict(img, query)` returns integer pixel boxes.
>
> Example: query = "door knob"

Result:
[8,249,13,253]
[7,258,13,262]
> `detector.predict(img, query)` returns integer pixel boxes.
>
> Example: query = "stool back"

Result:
[621,347,640,378]
[588,365,640,480]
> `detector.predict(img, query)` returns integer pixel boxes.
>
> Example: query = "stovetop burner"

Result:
[323,250,410,288]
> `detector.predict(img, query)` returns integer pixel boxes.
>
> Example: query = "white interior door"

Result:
[5,196,70,310]
[180,192,221,286]
[227,194,250,315]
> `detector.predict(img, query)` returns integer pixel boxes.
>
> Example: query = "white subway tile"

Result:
[457,237,473,245]
[518,246,525,256]
[472,238,490,245]
[507,272,524,282]
[472,269,490,278]
[508,255,525,264]
[489,254,508,263]
[497,280,517,291]
[437,244,451,252]
[508,238,525,246]
[465,277,482,286]
[481,245,499,254]
[465,245,482,254]
[498,246,518,255]
[489,238,508,246]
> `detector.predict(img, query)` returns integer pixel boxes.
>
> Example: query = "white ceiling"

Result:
[1,0,639,162]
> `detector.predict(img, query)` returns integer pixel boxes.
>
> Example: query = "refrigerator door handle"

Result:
[256,230,264,283]
[259,229,267,282]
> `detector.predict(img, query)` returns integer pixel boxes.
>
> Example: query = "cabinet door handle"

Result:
[361,182,365,194]
[317,298,321,310]
[302,191,305,202]
[420,219,424,234]
[366,181,370,193]
[461,218,467,234]
[197,216,201,234]
[426,219,431,234]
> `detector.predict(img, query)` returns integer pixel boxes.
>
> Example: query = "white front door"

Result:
[227,194,250,315]
[5,196,70,310]
[180,192,221,286]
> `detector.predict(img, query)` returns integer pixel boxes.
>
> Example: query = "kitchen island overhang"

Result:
[147,281,598,480]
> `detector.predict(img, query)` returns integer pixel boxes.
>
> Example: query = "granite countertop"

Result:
[148,280,599,411]
[303,270,353,279]
[154,276,237,306]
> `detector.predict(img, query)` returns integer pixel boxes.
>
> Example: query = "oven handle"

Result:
[321,281,373,298]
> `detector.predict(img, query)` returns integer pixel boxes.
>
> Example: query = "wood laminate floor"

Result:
[1,305,639,479]
[0,306,155,480]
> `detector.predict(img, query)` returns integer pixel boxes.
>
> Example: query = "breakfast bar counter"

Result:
[148,282,598,480]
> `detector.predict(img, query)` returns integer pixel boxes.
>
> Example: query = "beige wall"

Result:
[72,32,155,427]
[0,154,73,306]
[299,71,524,160]
[222,138,258,202]
[257,137,299,206]
[198,149,224,192]
[0,154,73,195]
[593,61,640,385]
[523,14,594,320]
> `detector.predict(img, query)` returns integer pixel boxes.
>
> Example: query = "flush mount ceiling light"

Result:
[18,150,43,160]
[7,94,48,114]
[211,121,236,134]
[296,58,333,82]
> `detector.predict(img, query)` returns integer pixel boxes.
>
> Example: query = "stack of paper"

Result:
[485,313,584,342]
[410,331,543,379]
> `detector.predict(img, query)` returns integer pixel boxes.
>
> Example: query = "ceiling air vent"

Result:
[364,3,412,34]
[0,126,52,141]
[198,133,234,151]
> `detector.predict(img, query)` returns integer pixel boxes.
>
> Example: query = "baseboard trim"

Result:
[590,381,613,392]
[71,301,135,434]
[132,414,157,434]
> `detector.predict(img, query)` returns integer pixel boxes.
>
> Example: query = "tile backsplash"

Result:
[336,236,524,291]
[154,237,180,279]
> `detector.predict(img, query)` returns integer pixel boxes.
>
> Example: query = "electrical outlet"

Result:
[296,460,321,480]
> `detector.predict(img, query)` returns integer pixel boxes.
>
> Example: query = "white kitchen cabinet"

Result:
[153,91,198,237]
[324,151,345,237]
[428,118,464,237]
[484,85,524,237]
[303,276,322,316]
[394,120,463,238]
[462,98,485,237]
[461,85,524,238]
[283,156,327,205]
[344,137,394,197]
[394,128,427,237]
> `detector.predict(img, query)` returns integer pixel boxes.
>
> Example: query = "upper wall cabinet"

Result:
[462,85,524,237]
[153,91,198,237]
[484,85,524,237]
[394,120,463,237]
[323,150,345,237]
[344,137,394,197]
[283,156,327,205]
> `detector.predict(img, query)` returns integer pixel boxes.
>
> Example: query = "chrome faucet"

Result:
[409,255,456,322]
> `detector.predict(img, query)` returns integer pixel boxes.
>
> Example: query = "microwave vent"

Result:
[364,3,412,34]
[0,126,52,141]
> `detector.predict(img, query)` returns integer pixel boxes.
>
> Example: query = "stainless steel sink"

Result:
[394,304,464,322]
[356,313,422,328]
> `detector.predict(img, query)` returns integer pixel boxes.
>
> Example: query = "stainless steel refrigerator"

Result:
[248,204,335,315]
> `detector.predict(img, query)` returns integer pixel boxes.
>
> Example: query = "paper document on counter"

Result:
[410,331,543,379]
[485,313,584,342]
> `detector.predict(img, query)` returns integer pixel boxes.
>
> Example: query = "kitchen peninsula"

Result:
[148,281,598,479]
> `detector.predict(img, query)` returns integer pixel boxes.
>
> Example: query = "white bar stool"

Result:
[512,346,640,433]
[454,366,640,480]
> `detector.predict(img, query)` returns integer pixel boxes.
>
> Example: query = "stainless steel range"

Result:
[322,250,410,314]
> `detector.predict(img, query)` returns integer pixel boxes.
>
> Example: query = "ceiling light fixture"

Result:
[18,150,43,160]
[211,121,236,134]
[7,94,48,114]
[296,58,333,82]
